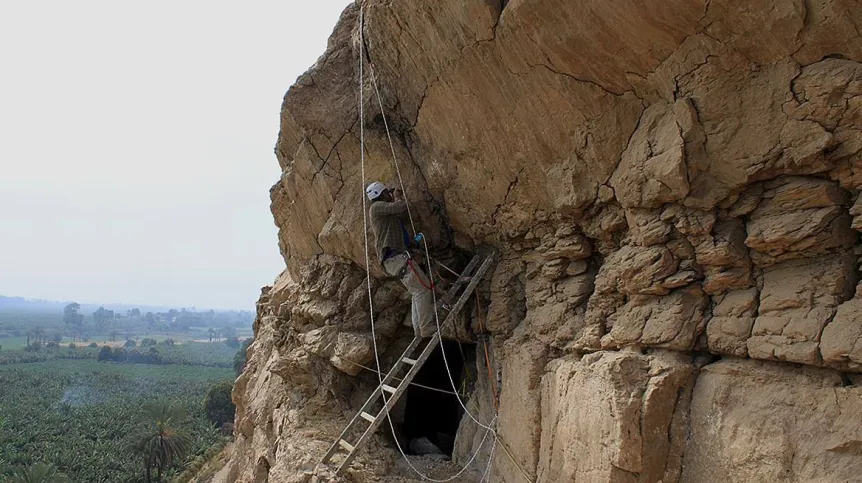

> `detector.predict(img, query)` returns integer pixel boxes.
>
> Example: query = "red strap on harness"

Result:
[406,258,435,291]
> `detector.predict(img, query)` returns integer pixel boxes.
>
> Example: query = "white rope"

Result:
[421,237,497,431]
[341,357,461,396]
[356,7,496,482]
[360,12,539,483]
[369,65,417,236]
[364,35,496,434]
[481,437,498,483]
[358,5,384,397]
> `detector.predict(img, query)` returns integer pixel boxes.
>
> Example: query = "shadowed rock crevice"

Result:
[401,341,474,457]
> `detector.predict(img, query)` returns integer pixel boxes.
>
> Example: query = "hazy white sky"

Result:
[0,1,351,309]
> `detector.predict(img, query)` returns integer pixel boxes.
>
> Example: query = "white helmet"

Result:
[366,181,387,201]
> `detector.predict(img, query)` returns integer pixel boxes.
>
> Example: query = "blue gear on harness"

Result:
[381,223,417,264]
[401,222,412,249]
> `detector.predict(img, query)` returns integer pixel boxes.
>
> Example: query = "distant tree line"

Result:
[57,303,252,342]
[98,345,164,364]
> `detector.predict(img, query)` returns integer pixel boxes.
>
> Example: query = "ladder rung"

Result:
[360,411,376,423]
[318,252,496,478]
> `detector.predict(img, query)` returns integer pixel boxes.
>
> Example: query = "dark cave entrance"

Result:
[402,340,475,458]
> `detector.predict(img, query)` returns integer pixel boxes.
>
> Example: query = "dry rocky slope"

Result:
[217,1,862,482]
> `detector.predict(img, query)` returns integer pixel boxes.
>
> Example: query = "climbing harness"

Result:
[407,257,436,291]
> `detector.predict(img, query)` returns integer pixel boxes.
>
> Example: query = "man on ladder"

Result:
[366,181,435,338]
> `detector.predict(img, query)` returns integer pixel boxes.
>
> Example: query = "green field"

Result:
[0,360,234,482]
[0,341,243,367]
[0,337,28,351]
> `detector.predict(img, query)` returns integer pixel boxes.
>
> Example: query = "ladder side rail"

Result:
[443,255,481,300]
[379,336,441,413]
[336,256,491,473]
[321,337,424,463]
[326,254,495,474]
[320,384,383,463]
[337,334,442,474]
[449,255,482,296]
[434,254,494,338]
[442,255,494,322]
[378,337,423,387]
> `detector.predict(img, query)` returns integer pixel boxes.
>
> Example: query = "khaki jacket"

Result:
[369,200,408,263]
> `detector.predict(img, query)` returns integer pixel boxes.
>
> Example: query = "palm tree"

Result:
[131,402,193,482]
[207,328,216,343]
[6,463,70,483]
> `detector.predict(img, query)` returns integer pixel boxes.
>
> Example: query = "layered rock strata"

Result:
[219,1,862,482]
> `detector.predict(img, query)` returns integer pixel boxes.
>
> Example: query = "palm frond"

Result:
[6,463,70,483]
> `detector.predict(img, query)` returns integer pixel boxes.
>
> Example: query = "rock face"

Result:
[218,1,862,482]
[682,360,862,483]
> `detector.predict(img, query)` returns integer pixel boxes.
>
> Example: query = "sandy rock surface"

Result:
[218,1,862,481]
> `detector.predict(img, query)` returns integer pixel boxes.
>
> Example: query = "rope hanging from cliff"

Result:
[369,65,417,237]
[367,28,503,434]
[358,8,536,483]
[359,8,544,482]
[363,26,496,437]
[356,8,497,483]
[360,24,493,431]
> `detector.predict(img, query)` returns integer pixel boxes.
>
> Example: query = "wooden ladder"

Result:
[311,252,494,481]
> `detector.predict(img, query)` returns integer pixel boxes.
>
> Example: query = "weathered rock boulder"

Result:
[537,350,695,483]
[821,298,862,372]
[682,359,862,483]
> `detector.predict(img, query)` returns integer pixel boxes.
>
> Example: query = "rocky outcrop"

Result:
[682,360,862,482]
[219,1,862,482]
[538,350,695,483]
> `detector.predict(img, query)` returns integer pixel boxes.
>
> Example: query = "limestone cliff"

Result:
[217,1,862,482]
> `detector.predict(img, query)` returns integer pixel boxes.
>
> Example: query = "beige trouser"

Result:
[383,253,435,338]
